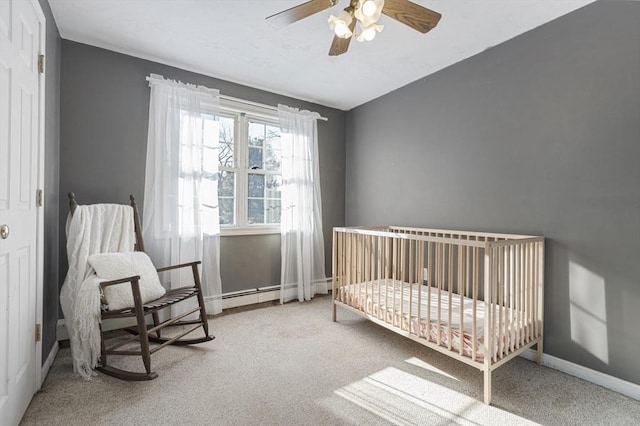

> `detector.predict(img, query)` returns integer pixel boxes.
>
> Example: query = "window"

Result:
[203,102,282,235]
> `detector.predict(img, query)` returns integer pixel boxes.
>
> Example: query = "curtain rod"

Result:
[147,74,328,121]
[220,94,328,121]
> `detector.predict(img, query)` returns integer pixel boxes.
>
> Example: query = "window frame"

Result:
[217,100,282,236]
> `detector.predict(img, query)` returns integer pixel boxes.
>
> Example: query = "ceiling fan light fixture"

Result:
[356,23,383,42]
[328,10,354,39]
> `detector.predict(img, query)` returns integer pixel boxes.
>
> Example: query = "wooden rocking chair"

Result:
[68,192,214,381]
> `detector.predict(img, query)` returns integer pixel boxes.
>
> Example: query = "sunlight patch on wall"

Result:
[569,261,608,364]
[405,357,459,381]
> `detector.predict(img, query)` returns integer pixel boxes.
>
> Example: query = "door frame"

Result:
[32,0,45,389]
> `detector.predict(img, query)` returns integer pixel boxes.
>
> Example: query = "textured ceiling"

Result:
[48,0,596,110]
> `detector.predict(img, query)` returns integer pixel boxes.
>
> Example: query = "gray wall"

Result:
[346,1,640,385]
[38,0,61,364]
[59,41,346,296]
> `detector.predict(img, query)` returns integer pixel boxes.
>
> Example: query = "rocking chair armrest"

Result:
[155,261,201,273]
[99,275,142,289]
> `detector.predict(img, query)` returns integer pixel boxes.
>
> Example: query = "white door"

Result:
[0,0,44,424]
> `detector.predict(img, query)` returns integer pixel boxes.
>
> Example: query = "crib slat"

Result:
[370,235,375,317]
[418,240,423,339]
[524,243,529,344]
[437,242,443,346]
[331,229,340,322]
[483,244,492,367]
[529,243,535,344]
[499,246,505,359]
[458,242,464,356]
[364,234,369,283]
[400,238,405,331]
[537,240,545,362]
[448,242,453,350]
[377,236,382,320]
[356,234,362,305]
[519,244,524,348]
[473,247,479,362]
[393,237,398,327]
[385,236,391,323]
[505,246,511,353]
[494,245,500,362]
[409,239,415,335]
[531,242,536,338]
[345,232,351,302]
[427,242,433,342]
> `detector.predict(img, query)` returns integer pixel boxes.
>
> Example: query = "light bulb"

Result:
[334,22,348,38]
[362,0,377,17]
[362,27,376,41]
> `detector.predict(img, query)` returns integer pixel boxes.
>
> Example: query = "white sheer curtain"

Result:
[278,104,326,303]
[143,73,223,315]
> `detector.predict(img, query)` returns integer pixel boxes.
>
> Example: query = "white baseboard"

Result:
[41,341,59,386]
[520,349,639,401]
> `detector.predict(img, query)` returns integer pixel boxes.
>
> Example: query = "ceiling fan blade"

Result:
[382,0,442,34]
[328,18,357,56]
[266,0,337,29]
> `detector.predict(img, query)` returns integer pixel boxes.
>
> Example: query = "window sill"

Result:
[221,226,281,237]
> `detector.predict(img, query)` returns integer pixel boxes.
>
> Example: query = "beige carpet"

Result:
[22,295,639,425]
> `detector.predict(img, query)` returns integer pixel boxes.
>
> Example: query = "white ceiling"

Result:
[48,0,596,111]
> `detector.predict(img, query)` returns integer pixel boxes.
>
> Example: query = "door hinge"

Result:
[36,189,43,207]
[35,324,41,342]
[38,54,45,74]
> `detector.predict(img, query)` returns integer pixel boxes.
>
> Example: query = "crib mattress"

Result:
[338,281,537,362]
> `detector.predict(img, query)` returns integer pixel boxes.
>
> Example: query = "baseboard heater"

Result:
[221,285,281,310]
[221,278,332,309]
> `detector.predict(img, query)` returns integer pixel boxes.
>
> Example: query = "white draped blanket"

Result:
[59,204,135,379]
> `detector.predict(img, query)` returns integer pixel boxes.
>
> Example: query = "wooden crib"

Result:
[332,226,545,405]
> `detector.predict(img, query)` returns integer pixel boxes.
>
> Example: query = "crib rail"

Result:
[332,226,544,367]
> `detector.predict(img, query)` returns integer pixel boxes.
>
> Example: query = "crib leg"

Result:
[332,302,337,322]
[483,367,492,405]
[536,340,544,365]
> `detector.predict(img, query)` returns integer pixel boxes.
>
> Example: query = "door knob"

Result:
[0,224,8,239]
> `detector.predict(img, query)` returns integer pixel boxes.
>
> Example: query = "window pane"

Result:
[264,146,281,171]
[248,199,264,224]
[248,173,264,198]
[248,147,263,169]
[248,122,264,147]
[265,199,281,224]
[265,174,281,198]
[265,126,281,171]
[218,171,234,197]
[266,125,281,150]
[219,142,233,167]
[218,116,235,166]
[219,198,235,225]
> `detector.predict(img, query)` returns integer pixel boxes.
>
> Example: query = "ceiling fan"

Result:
[266,0,442,56]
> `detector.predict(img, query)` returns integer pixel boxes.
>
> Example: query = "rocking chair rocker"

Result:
[67,192,214,381]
